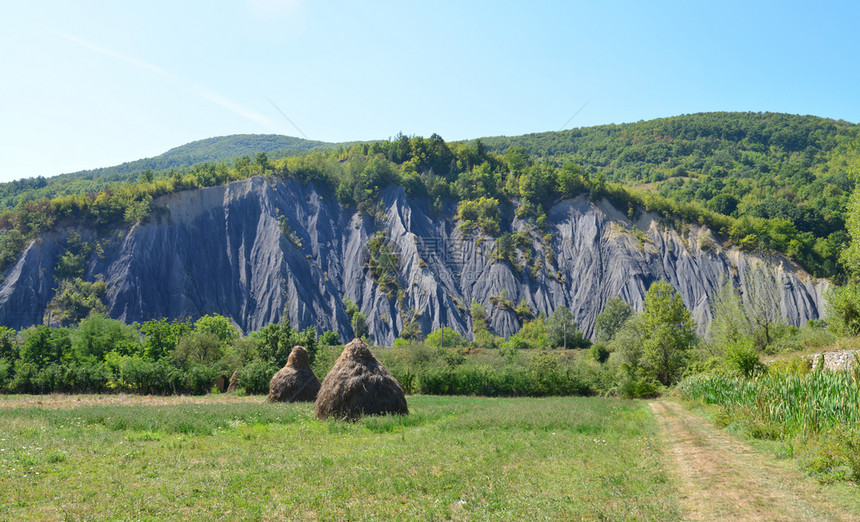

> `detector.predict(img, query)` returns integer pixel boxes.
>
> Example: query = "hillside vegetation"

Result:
[0,134,334,211]
[482,112,859,277]
[1,112,857,282]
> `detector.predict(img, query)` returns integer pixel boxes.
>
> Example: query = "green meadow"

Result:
[0,395,677,520]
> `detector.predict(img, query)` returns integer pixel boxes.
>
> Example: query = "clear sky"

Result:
[1,0,859,183]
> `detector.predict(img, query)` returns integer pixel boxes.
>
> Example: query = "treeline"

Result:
[0,135,334,211]
[2,127,850,281]
[481,112,859,278]
[0,313,334,395]
[674,176,860,485]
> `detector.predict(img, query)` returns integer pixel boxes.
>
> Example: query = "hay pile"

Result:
[315,338,408,420]
[226,370,239,393]
[213,374,229,393]
[265,345,321,402]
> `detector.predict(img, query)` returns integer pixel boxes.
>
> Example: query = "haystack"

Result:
[226,370,239,393]
[265,345,321,402]
[315,338,408,420]
[213,374,229,393]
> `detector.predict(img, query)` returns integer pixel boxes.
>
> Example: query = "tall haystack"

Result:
[265,345,321,402]
[315,338,408,420]
[226,370,239,393]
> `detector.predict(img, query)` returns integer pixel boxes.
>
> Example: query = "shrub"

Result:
[116,356,181,395]
[319,330,340,346]
[238,359,277,395]
[10,361,39,393]
[618,375,659,399]
[724,338,765,377]
[181,364,221,395]
[825,283,860,336]
[0,358,12,391]
[589,343,610,364]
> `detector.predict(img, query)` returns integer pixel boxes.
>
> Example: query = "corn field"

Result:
[677,364,860,435]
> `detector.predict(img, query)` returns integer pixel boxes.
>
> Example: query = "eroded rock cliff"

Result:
[0,176,828,344]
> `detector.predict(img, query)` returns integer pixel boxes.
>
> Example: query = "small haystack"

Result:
[213,374,229,393]
[315,338,408,420]
[265,345,321,402]
[226,370,239,393]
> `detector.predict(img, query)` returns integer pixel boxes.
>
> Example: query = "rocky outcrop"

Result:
[0,176,829,345]
[805,350,860,371]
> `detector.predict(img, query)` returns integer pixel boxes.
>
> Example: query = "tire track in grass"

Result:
[649,400,859,521]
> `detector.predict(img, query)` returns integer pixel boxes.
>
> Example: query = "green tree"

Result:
[824,170,860,335]
[140,318,190,360]
[594,297,633,343]
[351,312,368,339]
[706,277,754,355]
[194,314,240,344]
[44,277,107,327]
[20,325,70,368]
[641,281,696,385]
[841,171,860,276]
[0,326,17,361]
[609,314,645,369]
[470,300,488,334]
[515,299,534,322]
[546,305,589,349]
[0,229,25,270]
[557,162,584,198]
[342,297,360,319]
[171,332,223,366]
[425,327,466,349]
[319,331,340,346]
[72,313,141,362]
[826,284,860,336]
[255,152,270,173]
[257,321,296,368]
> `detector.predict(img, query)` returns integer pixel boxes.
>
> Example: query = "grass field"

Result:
[0,395,678,520]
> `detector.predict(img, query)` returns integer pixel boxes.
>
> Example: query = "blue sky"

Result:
[1,1,858,183]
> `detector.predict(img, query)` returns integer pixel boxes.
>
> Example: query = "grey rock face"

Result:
[0,176,828,345]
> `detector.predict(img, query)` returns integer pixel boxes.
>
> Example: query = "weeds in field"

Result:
[678,359,860,482]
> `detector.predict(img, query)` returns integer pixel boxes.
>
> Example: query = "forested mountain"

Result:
[0,134,334,210]
[1,112,857,293]
[480,112,859,277]
[0,115,844,344]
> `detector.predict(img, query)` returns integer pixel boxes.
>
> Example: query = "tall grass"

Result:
[678,360,860,482]
[678,364,860,435]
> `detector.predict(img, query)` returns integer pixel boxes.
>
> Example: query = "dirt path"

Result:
[649,400,860,521]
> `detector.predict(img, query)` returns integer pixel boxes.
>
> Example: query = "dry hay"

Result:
[315,337,408,420]
[226,370,239,393]
[213,374,229,393]
[265,345,321,402]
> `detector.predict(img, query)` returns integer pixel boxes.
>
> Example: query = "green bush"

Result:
[723,338,765,377]
[181,364,222,395]
[618,376,659,399]
[115,356,182,395]
[0,358,12,391]
[589,343,610,364]
[416,355,590,397]
[319,330,340,346]
[238,360,277,395]
[3,362,112,394]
